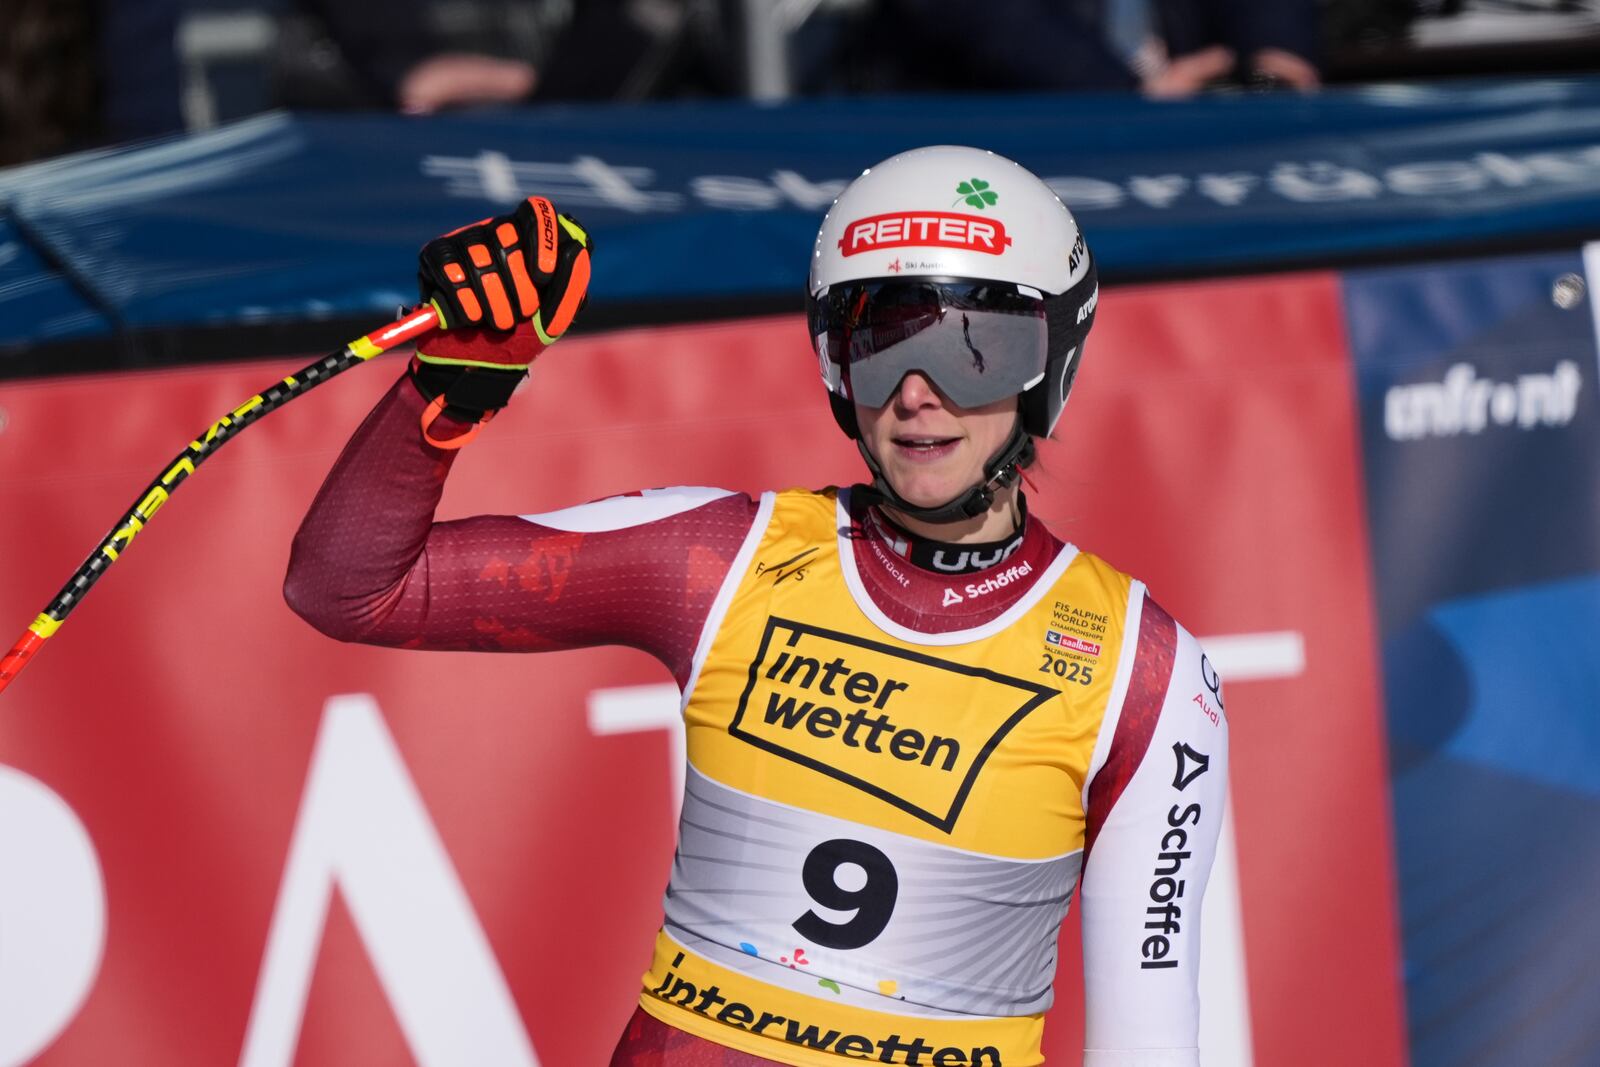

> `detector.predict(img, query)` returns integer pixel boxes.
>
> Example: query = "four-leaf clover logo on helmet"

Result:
[954,178,998,210]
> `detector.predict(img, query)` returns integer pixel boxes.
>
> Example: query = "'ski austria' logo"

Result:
[729,617,1055,831]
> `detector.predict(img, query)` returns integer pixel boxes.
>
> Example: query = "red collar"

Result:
[845,492,1064,635]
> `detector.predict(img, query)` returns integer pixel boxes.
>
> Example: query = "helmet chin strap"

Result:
[854,423,1036,526]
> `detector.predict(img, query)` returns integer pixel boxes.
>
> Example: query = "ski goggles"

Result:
[809,279,1049,410]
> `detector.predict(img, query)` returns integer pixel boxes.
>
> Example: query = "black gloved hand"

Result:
[410,196,592,446]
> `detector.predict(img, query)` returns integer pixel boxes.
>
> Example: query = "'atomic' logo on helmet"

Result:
[839,212,1013,257]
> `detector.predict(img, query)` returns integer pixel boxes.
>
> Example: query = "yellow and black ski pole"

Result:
[0,305,440,695]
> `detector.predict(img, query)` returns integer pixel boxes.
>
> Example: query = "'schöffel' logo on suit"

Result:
[729,617,1055,832]
[1139,741,1213,971]
[1171,742,1210,791]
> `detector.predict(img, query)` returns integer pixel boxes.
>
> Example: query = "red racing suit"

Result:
[285,375,1229,1066]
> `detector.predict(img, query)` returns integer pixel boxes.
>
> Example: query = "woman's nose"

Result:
[893,371,943,409]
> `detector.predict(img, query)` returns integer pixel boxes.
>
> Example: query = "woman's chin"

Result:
[882,471,970,510]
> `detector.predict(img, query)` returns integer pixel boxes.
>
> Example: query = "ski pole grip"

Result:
[0,629,47,695]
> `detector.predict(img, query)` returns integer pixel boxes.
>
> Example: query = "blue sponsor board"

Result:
[1346,250,1600,1065]
[4,79,1600,341]
[0,217,111,347]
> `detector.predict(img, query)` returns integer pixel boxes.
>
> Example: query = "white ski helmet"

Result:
[806,145,1099,521]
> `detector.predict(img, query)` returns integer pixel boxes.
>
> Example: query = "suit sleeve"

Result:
[283,372,758,686]
[1078,591,1231,1066]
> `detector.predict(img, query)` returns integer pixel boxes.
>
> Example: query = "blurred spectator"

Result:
[817,0,1142,93]
[1153,0,1322,93]
[808,0,1319,98]
[398,53,539,113]
[274,0,532,112]
[101,0,186,140]
[276,0,739,113]
[532,0,741,101]
[1,0,1330,173]
[271,0,1320,111]
[1322,0,1600,82]
[1,0,101,167]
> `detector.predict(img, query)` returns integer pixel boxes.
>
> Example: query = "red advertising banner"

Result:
[0,283,1403,1066]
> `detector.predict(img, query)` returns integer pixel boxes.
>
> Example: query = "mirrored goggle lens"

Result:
[812,281,1047,409]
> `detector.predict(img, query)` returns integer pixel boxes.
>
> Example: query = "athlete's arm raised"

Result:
[283,198,758,685]
[1078,593,1230,1066]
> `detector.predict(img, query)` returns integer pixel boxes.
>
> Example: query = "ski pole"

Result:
[0,305,440,696]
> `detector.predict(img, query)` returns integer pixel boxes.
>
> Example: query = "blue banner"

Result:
[5,79,1600,342]
[1346,249,1600,1065]
[0,217,110,346]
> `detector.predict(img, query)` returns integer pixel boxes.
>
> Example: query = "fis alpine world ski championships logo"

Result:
[729,617,1055,832]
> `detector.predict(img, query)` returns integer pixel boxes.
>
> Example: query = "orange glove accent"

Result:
[410,197,593,442]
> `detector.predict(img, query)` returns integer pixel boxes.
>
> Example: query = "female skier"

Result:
[286,145,1228,1066]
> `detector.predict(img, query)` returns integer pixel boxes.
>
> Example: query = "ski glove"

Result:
[411,196,591,447]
